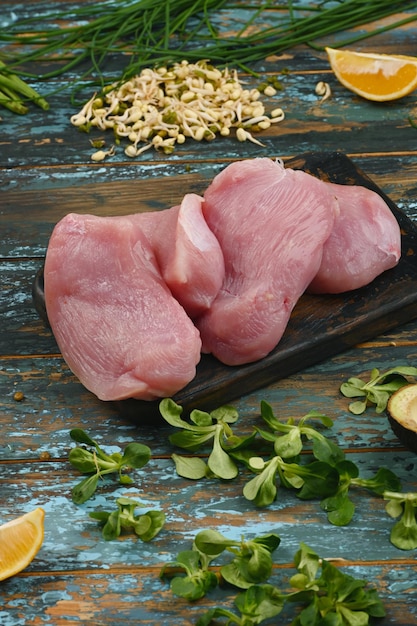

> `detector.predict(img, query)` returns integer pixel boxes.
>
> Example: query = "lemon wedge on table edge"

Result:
[0,507,45,581]
[326,47,417,102]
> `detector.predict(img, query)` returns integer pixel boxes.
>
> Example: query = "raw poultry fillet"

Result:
[196,158,339,365]
[43,157,403,402]
[137,193,225,318]
[44,213,202,401]
[308,182,401,293]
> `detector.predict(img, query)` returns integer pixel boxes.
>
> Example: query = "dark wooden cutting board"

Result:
[32,151,417,423]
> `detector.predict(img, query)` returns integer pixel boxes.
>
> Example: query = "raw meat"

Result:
[308,182,401,294]
[137,193,225,318]
[43,158,402,403]
[196,158,339,365]
[44,213,202,401]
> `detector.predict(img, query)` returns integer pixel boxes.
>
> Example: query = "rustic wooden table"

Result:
[1,2,417,624]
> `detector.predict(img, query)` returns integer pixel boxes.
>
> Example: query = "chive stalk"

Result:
[0,88,28,115]
[0,61,49,110]
[0,0,416,104]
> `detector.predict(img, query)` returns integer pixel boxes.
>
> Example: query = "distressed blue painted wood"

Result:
[1,1,417,623]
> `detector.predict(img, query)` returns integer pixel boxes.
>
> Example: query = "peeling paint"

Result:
[2,3,417,622]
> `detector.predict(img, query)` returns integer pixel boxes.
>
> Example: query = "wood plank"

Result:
[1,68,417,169]
[1,28,417,171]
[1,155,417,260]
[1,562,416,626]
[2,342,416,460]
[2,2,417,623]
[1,451,416,567]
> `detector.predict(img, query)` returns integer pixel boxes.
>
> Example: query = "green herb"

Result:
[164,398,405,538]
[160,529,280,601]
[243,455,339,507]
[288,543,386,625]
[89,496,165,541]
[196,584,285,626]
[171,453,208,480]
[194,529,281,589]
[1,1,416,94]
[321,464,401,526]
[244,402,402,525]
[159,398,255,480]
[258,401,343,464]
[384,491,417,550]
[0,60,48,114]
[159,549,218,601]
[340,366,417,414]
[320,459,360,526]
[245,403,343,508]
[68,428,151,504]
[193,541,385,625]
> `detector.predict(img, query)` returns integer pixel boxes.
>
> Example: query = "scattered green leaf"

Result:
[171,453,208,479]
[160,549,218,601]
[243,454,339,507]
[196,584,285,625]
[384,491,417,550]
[191,540,385,625]
[68,428,151,504]
[159,398,253,480]
[89,496,165,541]
[288,543,386,625]
[194,529,281,589]
[340,367,417,414]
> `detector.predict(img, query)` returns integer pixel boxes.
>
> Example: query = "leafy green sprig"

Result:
[162,399,405,534]
[162,534,385,626]
[287,543,386,626]
[243,454,340,508]
[253,404,401,524]
[257,400,344,465]
[195,530,281,590]
[160,529,281,599]
[384,491,417,550]
[89,496,166,541]
[159,398,256,480]
[320,464,402,526]
[242,402,343,508]
[68,428,151,504]
[196,584,285,626]
[159,547,218,601]
[340,366,417,414]
[2,0,417,94]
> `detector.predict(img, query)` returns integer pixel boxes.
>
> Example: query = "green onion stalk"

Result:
[0,60,49,114]
[0,0,417,109]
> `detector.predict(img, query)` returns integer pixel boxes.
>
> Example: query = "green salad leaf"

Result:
[196,584,285,625]
[68,428,151,504]
[90,496,165,541]
[340,366,417,414]
[288,543,386,625]
[160,549,218,601]
[384,491,417,550]
[159,398,255,480]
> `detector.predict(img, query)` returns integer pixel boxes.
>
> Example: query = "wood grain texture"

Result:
[1,563,416,626]
[1,2,417,624]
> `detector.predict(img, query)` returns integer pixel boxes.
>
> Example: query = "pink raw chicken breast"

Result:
[308,182,401,294]
[196,158,339,366]
[44,213,202,401]
[137,193,225,318]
